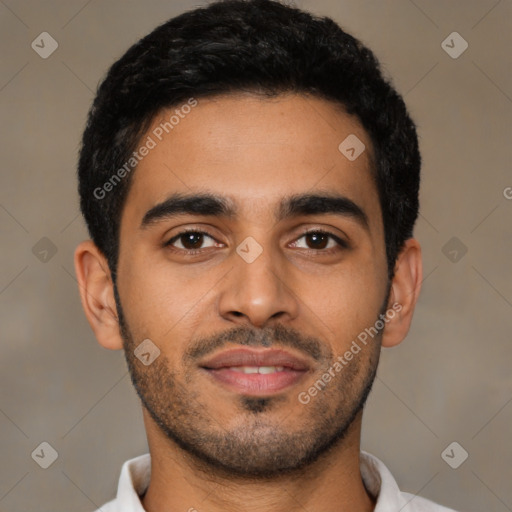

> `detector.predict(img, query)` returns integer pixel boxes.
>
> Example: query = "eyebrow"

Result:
[140,191,369,231]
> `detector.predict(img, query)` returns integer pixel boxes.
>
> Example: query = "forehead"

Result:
[121,93,382,230]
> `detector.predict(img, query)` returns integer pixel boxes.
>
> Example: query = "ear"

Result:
[381,238,423,348]
[74,240,124,350]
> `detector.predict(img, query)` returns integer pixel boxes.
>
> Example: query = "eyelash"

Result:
[164,228,349,256]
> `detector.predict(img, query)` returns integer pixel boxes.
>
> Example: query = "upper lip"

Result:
[199,348,311,371]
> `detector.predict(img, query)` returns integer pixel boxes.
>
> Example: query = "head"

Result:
[75,0,422,478]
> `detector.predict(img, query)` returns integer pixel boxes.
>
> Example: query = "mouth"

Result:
[199,348,311,396]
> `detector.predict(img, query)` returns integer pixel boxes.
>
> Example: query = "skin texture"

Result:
[74,93,422,512]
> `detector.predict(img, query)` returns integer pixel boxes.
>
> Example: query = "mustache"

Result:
[184,324,331,364]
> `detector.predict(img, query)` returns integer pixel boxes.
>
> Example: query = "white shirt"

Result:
[93,451,457,512]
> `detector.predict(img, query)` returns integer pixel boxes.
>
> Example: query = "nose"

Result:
[217,237,300,329]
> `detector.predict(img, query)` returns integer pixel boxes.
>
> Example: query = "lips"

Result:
[199,348,311,396]
[200,348,311,371]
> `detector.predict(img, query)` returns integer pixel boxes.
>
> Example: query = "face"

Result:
[115,93,390,477]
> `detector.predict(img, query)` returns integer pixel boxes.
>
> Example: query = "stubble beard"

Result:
[113,283,383,479]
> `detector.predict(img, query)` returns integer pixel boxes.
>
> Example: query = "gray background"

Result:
[1,0,511,511]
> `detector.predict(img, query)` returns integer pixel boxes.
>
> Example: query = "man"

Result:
[74,0,456,510]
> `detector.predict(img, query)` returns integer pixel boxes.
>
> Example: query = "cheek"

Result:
[303,258,386,344]
[117,256,219,340]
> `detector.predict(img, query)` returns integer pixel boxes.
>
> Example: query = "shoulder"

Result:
[360,451,459,512]
[90,453,151,512]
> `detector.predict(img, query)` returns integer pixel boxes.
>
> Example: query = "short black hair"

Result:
[78,0,420,281]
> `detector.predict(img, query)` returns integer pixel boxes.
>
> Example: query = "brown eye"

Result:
[291,230,348,251]
[305,232,329,250]
[165,230,218,252]
[179,232,205,249]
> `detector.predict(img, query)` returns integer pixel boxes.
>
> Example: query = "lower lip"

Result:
[202,368,307,396]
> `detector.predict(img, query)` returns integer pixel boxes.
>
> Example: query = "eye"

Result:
[164,228,348,256]
[290,230,348,252]
[165,230,221,253]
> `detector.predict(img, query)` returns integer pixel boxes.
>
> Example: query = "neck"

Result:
[140,409,375,512]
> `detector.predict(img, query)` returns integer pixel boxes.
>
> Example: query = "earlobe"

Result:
[74,240,124,350]
[381,238,423,348]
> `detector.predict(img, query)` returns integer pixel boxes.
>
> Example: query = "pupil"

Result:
[308,232,327,249]
[183,233,203,249]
